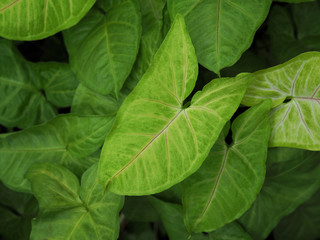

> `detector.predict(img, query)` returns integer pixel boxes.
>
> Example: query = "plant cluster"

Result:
[0,0,320,239]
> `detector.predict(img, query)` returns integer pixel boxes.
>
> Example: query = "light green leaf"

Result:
[149,197,208,240]
[241,52,320,150]
[63,0,141,97]
[71,84,125,116]
[183,100,271,233]
[0,114,113,192]
[167,0,272,74]
[0,40,79,128]
[209,222,253,240]
[0,0,96,40]
[274,188,320,240]
[26,163,83,212]
[98,15,249,195]
[29,163,124,240]
[123,0,166,91]
[238,148,320,240]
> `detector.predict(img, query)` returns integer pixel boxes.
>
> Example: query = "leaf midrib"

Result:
[106,109,183,185]
[0,0,21,12]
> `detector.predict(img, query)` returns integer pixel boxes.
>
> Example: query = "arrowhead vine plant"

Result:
[0,0,320,240]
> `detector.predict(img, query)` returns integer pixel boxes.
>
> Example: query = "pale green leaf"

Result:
[241,52,320,150]
[98,15,249,195]
[29,164,124,240]
[123,0,166,91]
[0,0,96,40]
[0,114,113,192]
[274,188,320,240]
[26,163,83,212]
[238,148,320,240]
[63,0,141,96]
[0,40,78,128]
[167,0,272,74]
[208,222,253,240]
[183,100,271,232]
[71,84,125,116]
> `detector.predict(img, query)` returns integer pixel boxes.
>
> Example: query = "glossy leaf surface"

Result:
[183,100,271,232]
[64,0,141,96]
[28,164,124,240]
[98,15,249,195]
[242,52,320,150]
[0,0,96,40]
[167,0,272,74]
[0,115,113,192]
[239,148,320,240]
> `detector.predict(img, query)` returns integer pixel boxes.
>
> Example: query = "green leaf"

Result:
[0,182,38,240]
[209,222,253,240]
[63,0,141,97]
[268,3,320,63]
[29,163,124,240]
[71,84,125,116]
[25,163,83,212]
[0,114,113,192]
[241,52,320,150]
[183,100,271,233]
[123,0,166,91]
[275,0,314,2]
[98,15,249,195]
[167,0,272,74]
[122,196,160,222]
[273,188,320,240]
[238,148,320,240]
[0,0,96,40]
[0,40,79,128]
[149,197,208,240]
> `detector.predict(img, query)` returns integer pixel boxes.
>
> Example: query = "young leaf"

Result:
[28,163,124,240]
[167,0,272,74]
[238,148,320,240]
[242,52,320,150]
[0,114,113,192]
[183,100,271,233]
[98,15,249,195]
[71,84,125,116]
[63,0,141,97]
[273,189,320,240]
[0,0,96,40]
[0,40,79,128]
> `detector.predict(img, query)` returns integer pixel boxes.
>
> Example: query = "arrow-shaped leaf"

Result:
[98,15,249,195]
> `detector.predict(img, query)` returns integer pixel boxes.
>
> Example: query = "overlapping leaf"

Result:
[0,115,113,192]
[0,0,96,40]
[27,163,124,240]
[98,15,249,195]
[274,188,320,240]
[242,52,320,150]
[238,148,320,239]
[268,2,320,63]
[167,0,272,74]
[0,40,78,128]
[64,0,141,97]
[183,100,271,233]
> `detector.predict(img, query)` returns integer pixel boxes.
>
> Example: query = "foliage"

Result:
[0,0,319,239]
